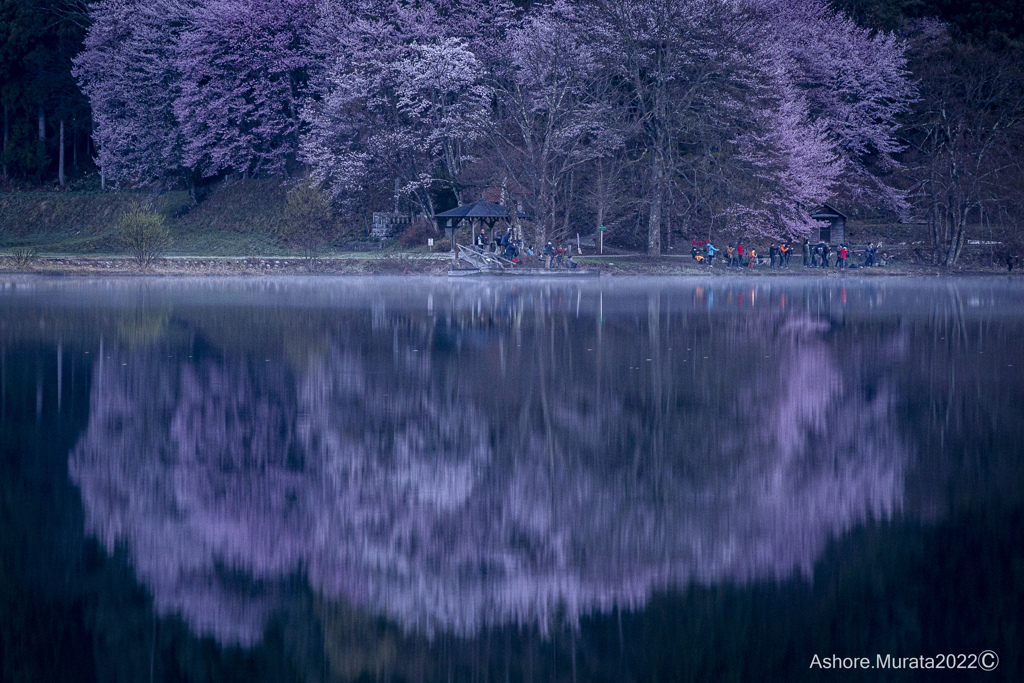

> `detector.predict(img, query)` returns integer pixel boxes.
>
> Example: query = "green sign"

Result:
[598,225,607,231]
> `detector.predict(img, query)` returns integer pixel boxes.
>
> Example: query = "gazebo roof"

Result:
[435,200,513,219]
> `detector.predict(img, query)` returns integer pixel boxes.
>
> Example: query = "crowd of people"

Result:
[474,228,578,269]
[801,241,886,268]
[472,228,888,271]
[691,238,887,269]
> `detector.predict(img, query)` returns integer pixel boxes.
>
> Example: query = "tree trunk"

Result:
[2,102,8,179]
[73,126,78,170]
[647,152,663,256]
[929,202,943,265]
[92,120,104,190]
[563,169,574,238]
[549,179,558,244]
[930,196,969,267]
[37,104,47,182]
[59,119,66,187]
[536,171,550,247]
[945,214,967,266]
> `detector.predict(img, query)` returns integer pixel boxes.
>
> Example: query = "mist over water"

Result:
[3,276,1023,680]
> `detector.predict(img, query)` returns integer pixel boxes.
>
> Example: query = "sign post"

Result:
[598,225,606,254]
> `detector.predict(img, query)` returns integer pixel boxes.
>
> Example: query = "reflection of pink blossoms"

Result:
[70,313,906,646]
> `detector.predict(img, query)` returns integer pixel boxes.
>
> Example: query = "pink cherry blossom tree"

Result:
[580,0,912,250]
[74,0,911,240]
[302,0,504,218]
[753,0,913,215]
[174,0,313,178]
[73,0,197,186]
[393,39,492,200]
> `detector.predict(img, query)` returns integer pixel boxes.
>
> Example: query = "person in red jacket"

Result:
[736,242,744,268]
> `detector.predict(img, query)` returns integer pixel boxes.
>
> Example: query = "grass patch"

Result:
[168,178,290,255]
[0,178,394,256]
[0,191,190,235]
[0,191,191,253]
[0,180,299,256]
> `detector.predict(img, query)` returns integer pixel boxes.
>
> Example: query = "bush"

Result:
[398,218,440,247]
[280,181,334,258]
[11,246,39,268]
[116,203,171,267]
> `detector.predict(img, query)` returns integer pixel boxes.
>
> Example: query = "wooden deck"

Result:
[450,243,598,277]
[448,267,599,278]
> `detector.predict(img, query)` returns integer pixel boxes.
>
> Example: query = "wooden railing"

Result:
[456,244,516,270]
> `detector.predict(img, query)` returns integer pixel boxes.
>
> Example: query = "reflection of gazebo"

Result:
[435,201,523,252]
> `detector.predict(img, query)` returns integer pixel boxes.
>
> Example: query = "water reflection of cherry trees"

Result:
[64,279,919,646]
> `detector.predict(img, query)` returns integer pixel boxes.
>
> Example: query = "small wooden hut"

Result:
[809,203,847,245]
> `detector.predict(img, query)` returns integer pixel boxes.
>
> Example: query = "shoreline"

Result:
[0,253,1016,277]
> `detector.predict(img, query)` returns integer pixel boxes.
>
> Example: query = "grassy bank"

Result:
[0,179,1014,272]
[0,190,190,253]
[0,178,340,256]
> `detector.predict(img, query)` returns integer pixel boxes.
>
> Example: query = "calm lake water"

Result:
[1,275,1023,682]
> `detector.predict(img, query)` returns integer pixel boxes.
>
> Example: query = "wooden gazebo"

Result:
[435,200,523,252]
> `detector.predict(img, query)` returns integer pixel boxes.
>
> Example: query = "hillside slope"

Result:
[0,179,310,255]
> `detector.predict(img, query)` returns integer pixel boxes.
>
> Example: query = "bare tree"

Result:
[489,3,619,246]
[903,24,1024,265]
